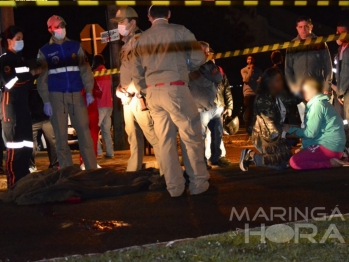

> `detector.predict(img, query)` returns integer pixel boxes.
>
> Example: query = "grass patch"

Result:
[44,217,349,262]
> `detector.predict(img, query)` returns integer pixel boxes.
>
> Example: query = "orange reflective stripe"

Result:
[2,93,7,122]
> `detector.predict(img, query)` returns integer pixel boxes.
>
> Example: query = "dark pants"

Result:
[2,92,33,187]
[334,92,344,120]
[243,95,256,135]
[30,120,58,169]
[0,121,5,165]
[343,92,349,146]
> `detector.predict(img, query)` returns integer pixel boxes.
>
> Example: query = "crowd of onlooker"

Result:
[1,5,349,197]
[239,16,349,172]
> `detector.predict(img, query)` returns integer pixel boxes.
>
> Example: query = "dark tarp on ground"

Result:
[0,166,159,205]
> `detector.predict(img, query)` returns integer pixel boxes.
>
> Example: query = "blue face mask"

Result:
[13,40,24,52]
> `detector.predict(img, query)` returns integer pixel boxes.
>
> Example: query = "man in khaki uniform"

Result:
[37,15,97,170]
[112,7,163,175]
[132,6,210,197]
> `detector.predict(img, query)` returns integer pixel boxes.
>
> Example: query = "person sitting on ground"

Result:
[240,67,298,171]
[284,77,347,170]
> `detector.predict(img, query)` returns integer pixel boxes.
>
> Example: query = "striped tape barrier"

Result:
[0,0,348,7]
[31,32,348,78]
[94,32,349,76]
[93,68,120,76]
[208,32,349,60]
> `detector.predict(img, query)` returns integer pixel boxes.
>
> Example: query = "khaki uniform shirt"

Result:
[120,28,141,91]
[37,37,94,103]
[132,19,205,90]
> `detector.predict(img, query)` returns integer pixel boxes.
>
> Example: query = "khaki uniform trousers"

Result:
[146,85,210,197]
[49,92,97,170]
[123,96,162,172]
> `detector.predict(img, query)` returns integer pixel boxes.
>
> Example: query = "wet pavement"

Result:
[1,138,349,261]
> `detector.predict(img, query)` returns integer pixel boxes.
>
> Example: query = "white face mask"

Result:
[118,24,130,36]
[53,28,66,40]
[337,39,343,46]
[13,40,24,52]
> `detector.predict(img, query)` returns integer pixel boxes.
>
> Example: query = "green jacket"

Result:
[289,94,345,152]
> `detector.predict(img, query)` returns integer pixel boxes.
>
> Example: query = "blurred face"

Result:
[7,32,23,51]
[269,73,284,96]
[302,81,319,102]
[296,21,313,39]
[337,26,348,43]
[247,56,254,65]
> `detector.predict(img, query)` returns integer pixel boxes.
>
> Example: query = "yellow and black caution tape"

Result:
[32,32,348,78]
[209,32,349,60]
[93,68,120,76]
[0,0,348,7]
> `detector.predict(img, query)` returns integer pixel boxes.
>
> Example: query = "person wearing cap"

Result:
[36,15,97,170]
[132,6,209,197]
[112,7,164,184]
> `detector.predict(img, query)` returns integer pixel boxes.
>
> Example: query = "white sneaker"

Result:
[97,164,102,168]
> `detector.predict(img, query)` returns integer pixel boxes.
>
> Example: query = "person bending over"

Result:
[284,77,346,170]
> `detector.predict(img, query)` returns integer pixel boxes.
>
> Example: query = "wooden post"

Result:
[0,7,14,54]
[106,5,127,150]
[1,7,14,30]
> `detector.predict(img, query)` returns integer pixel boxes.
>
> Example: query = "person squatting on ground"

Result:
[204,48,233,167]
[188,41,228,168]
[332,20,349,143]
[241,55,263,136]
[132,5,210,197]
[29,84,59,172]
[37,15,97,170]
[285,78,347,170]
[113,7,164,177]
[92,54,114,159]
[0,26,41,187]
[240,67,299,171]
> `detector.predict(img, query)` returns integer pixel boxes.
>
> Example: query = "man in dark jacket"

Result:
[332,20,349,141]
[29,84,58,171]
[285,16,332,95]
[205,62,233,164]
[189,41,228,168]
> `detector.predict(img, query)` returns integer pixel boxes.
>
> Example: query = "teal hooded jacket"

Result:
[289,94,345,152]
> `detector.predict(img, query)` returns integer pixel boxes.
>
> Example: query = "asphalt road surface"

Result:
[1,144,349,261]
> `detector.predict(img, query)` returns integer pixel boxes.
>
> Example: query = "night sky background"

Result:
[13,5,349,81]
[11,4,349,111]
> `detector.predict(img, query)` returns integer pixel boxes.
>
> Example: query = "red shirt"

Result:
[94,65,113,108]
